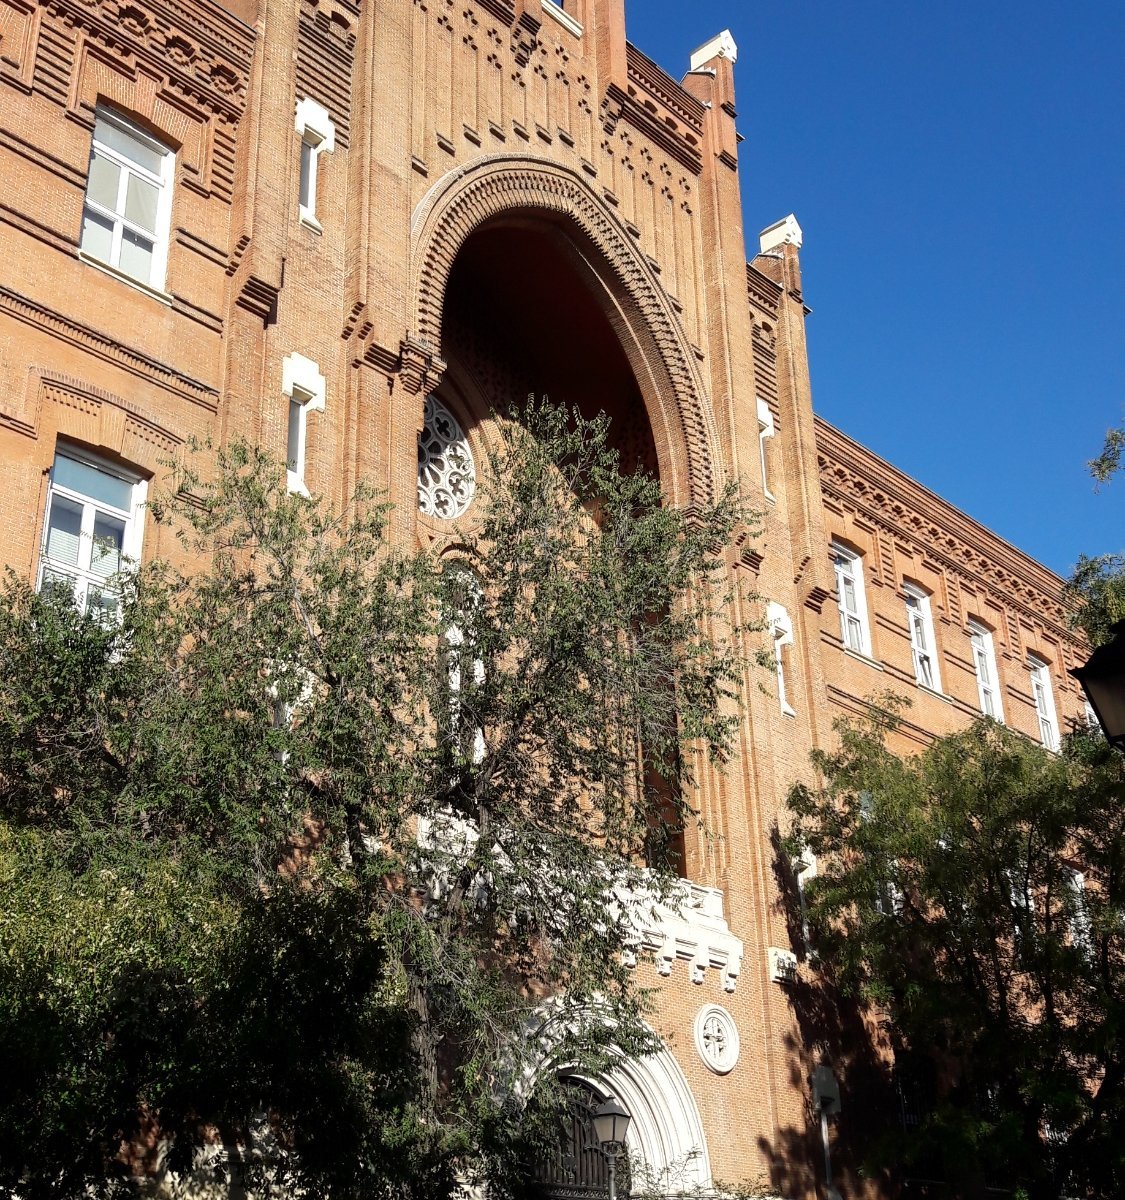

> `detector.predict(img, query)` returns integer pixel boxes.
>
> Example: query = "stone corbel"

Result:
[398,336,448,395]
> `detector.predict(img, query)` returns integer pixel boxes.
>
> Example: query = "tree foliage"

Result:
[787,707,1125,1200]
[0,402,753,1200]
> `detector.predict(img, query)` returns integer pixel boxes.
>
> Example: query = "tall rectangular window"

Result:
[903,583,941,692]
[1029,655,1059,751]
[80,109,174,289]
[294,98,336,230]
[757,399,775,502]
[968,619,1004,721]
[38,448,146,622]
[832,543,871,657]
[282,353,326,496]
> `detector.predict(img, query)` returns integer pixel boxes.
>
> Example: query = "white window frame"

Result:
[832,542,871,657]
[1028,654,1059,751]
[968,619,1004,722]
[80,108,174,291]
[767,601,796,716]
[1063,868,1092,955]
[294,97,335,230]
[794,851,818,956]
[757,398,776,502]
[282,353,326,496]
[37,446,147,621]
[903,582,942,693]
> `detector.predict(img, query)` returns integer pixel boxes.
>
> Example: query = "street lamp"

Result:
[592,1097,631,1200]
[1070,620,1125,747]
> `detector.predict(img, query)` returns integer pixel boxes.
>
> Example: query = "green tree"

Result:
[0,402,754,1200]
[787,707,1125,1200]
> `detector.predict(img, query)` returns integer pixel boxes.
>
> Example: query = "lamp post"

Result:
[1070,620,1125,747]
[592,1097,631,1200]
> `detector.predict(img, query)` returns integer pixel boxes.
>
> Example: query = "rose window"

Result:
[693,1004,739,1074]
[418,395,476,519]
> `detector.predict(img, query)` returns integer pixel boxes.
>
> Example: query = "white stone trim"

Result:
[767,601,797,717]
[294,97,336,153]
[693,1004,740,1075]
[541,0,583,37]
[690,29,738,70]
[282,352,326,412]
[620,879,743,993]
[759,213,804,254]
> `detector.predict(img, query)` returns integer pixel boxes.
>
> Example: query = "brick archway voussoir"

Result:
[410,157,719,508]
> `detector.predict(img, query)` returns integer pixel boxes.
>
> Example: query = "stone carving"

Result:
[418,394,476,519]
[693,1004,739,1074]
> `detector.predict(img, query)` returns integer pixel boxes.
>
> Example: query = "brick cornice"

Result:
[816,417,1077,634]
[43,0,254,119]
[0,284,219,410]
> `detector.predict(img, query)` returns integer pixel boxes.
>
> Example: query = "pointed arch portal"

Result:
[409,156,720,509]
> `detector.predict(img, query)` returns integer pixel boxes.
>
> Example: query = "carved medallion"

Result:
[693,1004,739,1075]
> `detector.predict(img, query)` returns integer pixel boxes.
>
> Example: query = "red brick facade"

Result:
[0,1,1088,1195]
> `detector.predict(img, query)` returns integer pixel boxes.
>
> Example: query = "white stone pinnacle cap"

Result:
[690,29,738,71]
[759,214,803,253]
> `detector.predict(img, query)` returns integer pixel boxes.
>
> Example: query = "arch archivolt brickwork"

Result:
[408,156,720,507]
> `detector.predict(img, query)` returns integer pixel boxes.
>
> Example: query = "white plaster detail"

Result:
[768,946,798,985]
[767,600,797,717]
[541,0,583,38]
[282,352,326,412]
[759,214,804,254]
[690,29,738,70]
[693,1004,739,1075]
[294,97,335,153]
[620,879,744,993]
[418,394,476,518]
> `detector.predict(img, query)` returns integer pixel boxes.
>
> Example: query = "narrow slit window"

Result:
[281,353,326,496]
[294,98,335,228]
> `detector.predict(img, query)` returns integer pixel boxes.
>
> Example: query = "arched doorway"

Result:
[533,1079,625,1200]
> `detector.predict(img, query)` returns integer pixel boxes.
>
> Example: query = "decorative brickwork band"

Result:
[410,157,720,507]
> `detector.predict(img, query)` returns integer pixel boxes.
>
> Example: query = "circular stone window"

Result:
[694,1004,739,1075]
[418,395,476,519]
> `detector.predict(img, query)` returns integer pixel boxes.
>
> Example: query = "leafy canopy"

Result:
[0,401,755,1200]
[787,708,1125,1200]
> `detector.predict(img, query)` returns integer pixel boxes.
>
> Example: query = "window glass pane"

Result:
[90,513,126,579]
[288,399,303,472]
[40,568,78,605]
[80,208,115,262]
[86,587,120,625]
[95,117,162,176]
[45,496,83,566]
[118,229,155,283]
[299,141,313,210]
[125,173,159,232]
[54,454,133,511]
[87,152,121,212]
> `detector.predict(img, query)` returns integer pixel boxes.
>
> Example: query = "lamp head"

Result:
[1071,620,1125,747]
[592,1097,631,1150]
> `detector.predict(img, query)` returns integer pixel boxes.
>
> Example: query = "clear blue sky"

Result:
[624,0,1124,579]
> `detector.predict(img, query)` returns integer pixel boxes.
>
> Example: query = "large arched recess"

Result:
[409,157,721,508]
